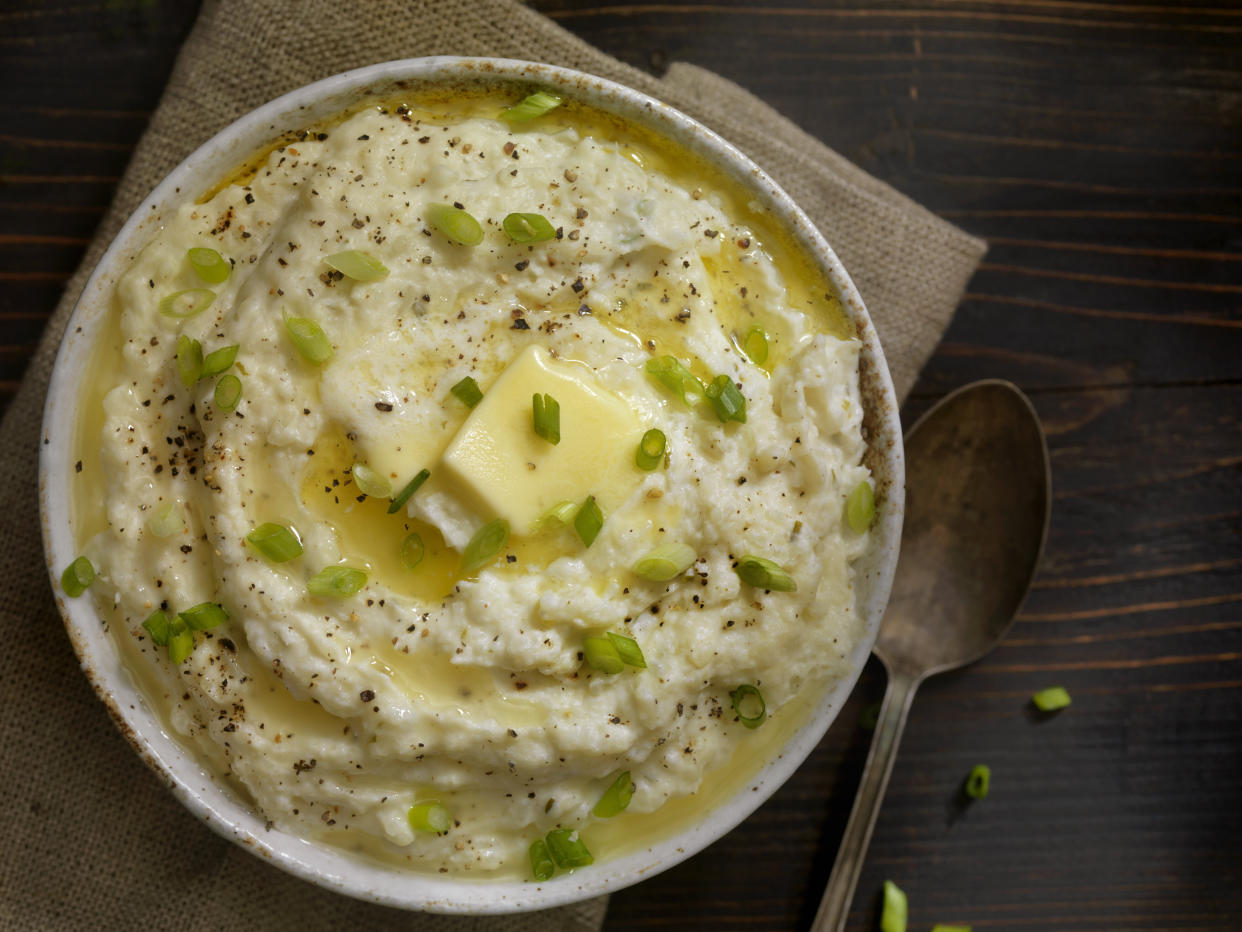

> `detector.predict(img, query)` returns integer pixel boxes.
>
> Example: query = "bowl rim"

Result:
[39,55,904,914]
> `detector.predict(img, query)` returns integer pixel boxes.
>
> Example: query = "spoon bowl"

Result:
[811,379,1050,932]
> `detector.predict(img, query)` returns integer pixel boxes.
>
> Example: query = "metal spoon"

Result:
[809,379,1051,932]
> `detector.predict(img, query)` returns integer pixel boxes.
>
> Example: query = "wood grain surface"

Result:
[2,2,1239,930]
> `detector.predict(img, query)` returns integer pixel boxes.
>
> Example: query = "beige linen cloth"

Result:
[0,1,985,929]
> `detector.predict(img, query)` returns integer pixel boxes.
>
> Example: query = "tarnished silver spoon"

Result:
[810,379,1051,932]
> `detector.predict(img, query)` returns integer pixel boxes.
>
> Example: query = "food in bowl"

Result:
[60,81,875,881]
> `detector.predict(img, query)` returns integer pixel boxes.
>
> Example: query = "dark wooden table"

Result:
[3,2,1240,930]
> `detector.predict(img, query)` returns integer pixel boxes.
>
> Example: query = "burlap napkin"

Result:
[0,1,985,929]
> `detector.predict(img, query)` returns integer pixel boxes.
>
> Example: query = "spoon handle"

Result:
[809,668,921,932]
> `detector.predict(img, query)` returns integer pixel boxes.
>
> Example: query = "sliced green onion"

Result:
[965,764,991,800]
[146,501,185,538]
[407,801,452,835]
[734,555,797,592]
[533,392,561,445]
[60,556,95,597]
[426,203,483,247]
[705,373,747,423]
[351,462,392,499]
[632,542,696,582]
[742,326,769,365]
[529,838,555,882]
[388,468,430,514]
[246,522,303,563]
[158,288,215,319]
[538,500,577,528]
[307,566,367,598]
[502,212,557,243]
[176,334,203,387]
[324,249,388,282]
[450,375,484,408]
[179,601,228,631]
[846,480,875,533]
[401,532,425,570]
[461,518,509,574]
[214,373,242,412]
[1032,686,1072,712]
[930,926,972,932]
[282,311,333,364]
[730,684,766,729]
[574,495,603,547]
[142,609,171,646]
[592,771,634,818]
[187,247,230,284]
[583,635,624,675]
[607,631,646,669]
[635,428,666,471]
[167,617,194,664]
[881,880,908,932]
[545,828,593,869]
[200,343,239,379]
[645,355,704,406]
[501,91,563,123]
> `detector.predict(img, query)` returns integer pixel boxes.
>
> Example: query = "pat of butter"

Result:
[441,346,643,536]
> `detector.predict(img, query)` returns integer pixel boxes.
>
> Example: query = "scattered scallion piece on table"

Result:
[60,556,95,597]
[742,325,769,365]
[142,610,171,646]
[158,288,215,319]
[583,635,624,674]
[729,684,766,729]
[705,373,747,423]
[573,495,603,547]
[407,801,452,835]
[214,374,242,412]
[460,518,509,574]
[167,617,194,664]
[245,522,303,563]
[324,249,388,282]
[176,334,203,386]
[529,838,555,882]
[734,555,797,592]
[592,771,634,818]
[426,203,484,246]
[645,355,704,406]
[930,925,972,932]
[351,462,392,499]
[881,880,908,932]
[533,392,561,445]
[401,532,425,570]
[187,247,231,284]
[146,501,185,538]
[307,566,367,598]
[388,468,430,514]
[501,91,563,123]
[607,631,646,669]
[282,311,334,364]
[1032,686,1072,712]
[845,480,875,533]
[450,375,484,408]
[200,343,239,379]
[632,542,697,582]
[179,601,228,631]
[544,828,593,869]
[965,764,991,800]
[635,428,666,471]
[502,212,557,243]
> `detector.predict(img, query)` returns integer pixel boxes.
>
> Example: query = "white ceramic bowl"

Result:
[40,57,903,914]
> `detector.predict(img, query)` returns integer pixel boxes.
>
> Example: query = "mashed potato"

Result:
[72,87,871,877]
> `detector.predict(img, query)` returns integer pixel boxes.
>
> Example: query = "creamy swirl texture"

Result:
[74,89,871,876]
